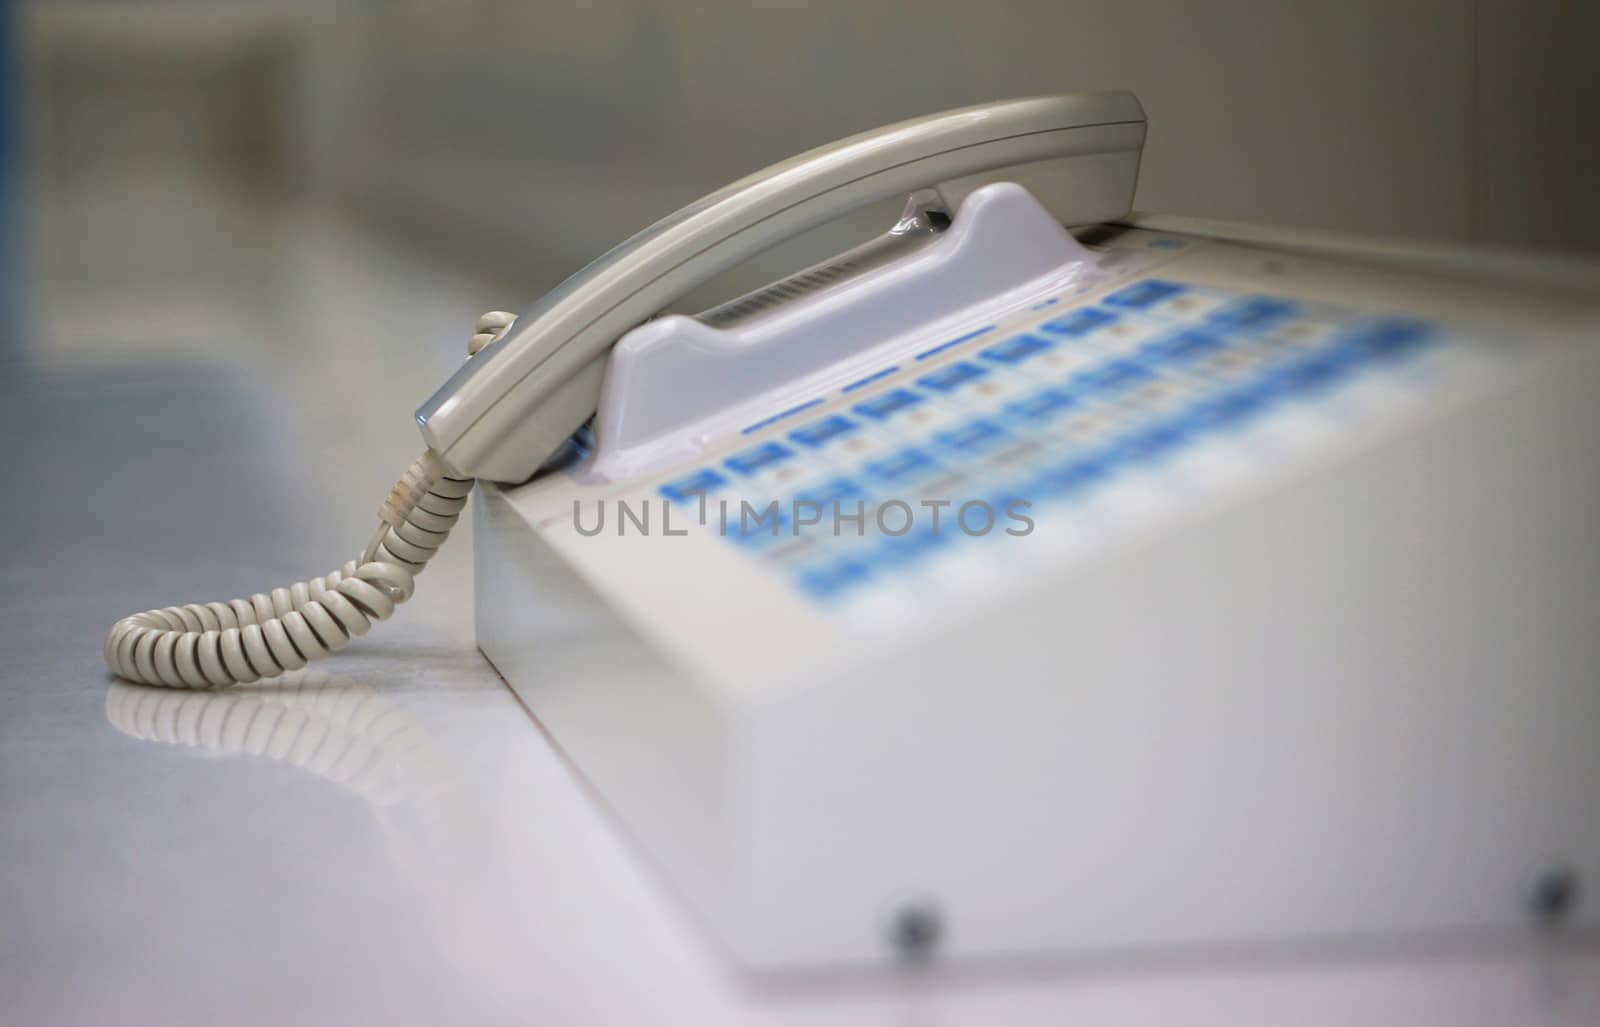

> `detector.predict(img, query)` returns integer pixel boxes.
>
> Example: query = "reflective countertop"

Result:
[4,196,1595,1026]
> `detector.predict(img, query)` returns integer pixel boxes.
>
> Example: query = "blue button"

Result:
[1346,318,1435,361]
[865,448,939,483]
[725,441,794,475]
[853,388,925,421]
[916,326,995,361]
[659,468,727,501]
[934,419,1010,454]
[982,483,1035,524]
[1186,386,1271,432]
[727,496,785,530]
[794,477,861,506]
[1073,358,1155,395]
[979,333,1055,365]
[916,361,990,393]
[796,558,871,600]
[789,414,859,448]
[1264,347,1359,397]
[1208,296,1297,332]
[1102,279,1187,309]
[873,516,956,567]
[727,506,788,549]
[1004,388,1080,424]
[1109,421,1189,464]
[1142,329,1227,366]
[1040,306,1119,336]
[1032,457,1107,498]
[841,366,899,393]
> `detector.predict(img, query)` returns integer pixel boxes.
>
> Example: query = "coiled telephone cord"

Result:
[102,311,518,688]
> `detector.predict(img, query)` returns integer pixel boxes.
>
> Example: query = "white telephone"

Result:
[103,92,1147,687]
[99,88,1600,974]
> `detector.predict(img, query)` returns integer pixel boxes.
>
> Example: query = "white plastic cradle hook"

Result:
[586,182,1097,482]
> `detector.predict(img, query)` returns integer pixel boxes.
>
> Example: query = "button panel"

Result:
[656,276,1452,608]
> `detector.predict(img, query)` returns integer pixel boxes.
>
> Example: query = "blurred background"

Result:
[10,0,1600,376]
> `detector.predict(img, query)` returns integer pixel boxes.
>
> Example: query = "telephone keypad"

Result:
[656,275,1451,609]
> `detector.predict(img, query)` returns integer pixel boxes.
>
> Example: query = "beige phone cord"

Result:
[103,312,516,688]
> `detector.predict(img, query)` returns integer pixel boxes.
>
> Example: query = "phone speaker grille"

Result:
[695,225,945,329]
[698,257,868,328]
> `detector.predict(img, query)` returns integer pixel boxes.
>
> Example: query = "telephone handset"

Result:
[104,93,1147,688]
[417,92,1146,484]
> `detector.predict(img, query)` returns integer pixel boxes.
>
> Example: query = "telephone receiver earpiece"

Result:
[416,92,1147,484]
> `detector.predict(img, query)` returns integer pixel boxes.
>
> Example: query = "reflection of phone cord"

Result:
[106,673,438,804]
[102,311,516,688]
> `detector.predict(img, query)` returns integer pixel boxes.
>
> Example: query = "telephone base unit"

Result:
[475,218,1600,973]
